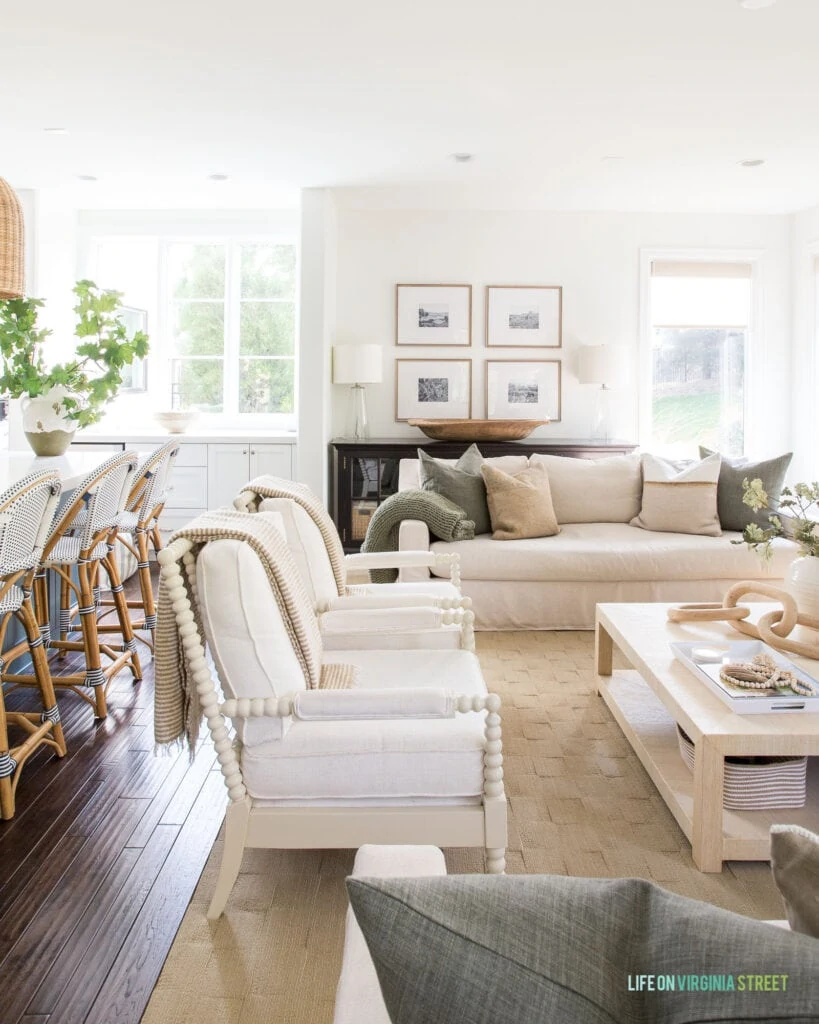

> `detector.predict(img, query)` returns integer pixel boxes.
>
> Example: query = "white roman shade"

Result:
[650,260,752,328]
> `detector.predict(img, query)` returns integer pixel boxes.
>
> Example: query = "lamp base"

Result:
[590,384,612,441]
[345,383,370,440]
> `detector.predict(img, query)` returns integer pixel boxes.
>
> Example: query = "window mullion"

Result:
[224,242,240,417]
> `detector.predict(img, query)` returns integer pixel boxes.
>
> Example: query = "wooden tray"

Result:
[408,418,549,441]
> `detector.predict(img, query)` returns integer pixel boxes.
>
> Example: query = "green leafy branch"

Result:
[733,478,819,562]
[0,281,149,428]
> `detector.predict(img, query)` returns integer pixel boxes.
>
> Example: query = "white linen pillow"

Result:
[630,453,722,537]
[529,453,642,524]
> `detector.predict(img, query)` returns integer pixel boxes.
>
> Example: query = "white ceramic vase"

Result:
[786,555,819,619]
[21,386,77,456]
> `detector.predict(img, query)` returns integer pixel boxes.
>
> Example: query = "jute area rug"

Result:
[142,630,785,1024]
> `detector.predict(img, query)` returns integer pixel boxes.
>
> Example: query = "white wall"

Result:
[789,205,819,479]
[330,201,793,460]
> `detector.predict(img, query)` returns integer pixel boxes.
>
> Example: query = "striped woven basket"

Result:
[677,726,807,810]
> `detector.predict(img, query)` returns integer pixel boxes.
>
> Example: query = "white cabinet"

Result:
[207,443,294,509]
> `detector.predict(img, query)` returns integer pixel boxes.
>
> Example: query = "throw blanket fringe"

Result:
[361,489,475,583]
[154,509,355,754]
[236,475,347,596]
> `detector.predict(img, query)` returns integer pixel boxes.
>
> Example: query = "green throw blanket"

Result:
[361,488,475,583]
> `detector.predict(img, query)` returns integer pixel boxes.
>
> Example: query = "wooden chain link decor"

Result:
[668,581,819,660]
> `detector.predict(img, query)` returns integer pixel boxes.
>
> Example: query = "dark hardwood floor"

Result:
[0,574,223,1024]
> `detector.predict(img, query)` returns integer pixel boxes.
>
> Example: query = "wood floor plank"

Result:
[157,740,217,826]
[81,771,227,1024]
[27,826,179,1018]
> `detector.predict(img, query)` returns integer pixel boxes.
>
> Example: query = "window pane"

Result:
[239,359,295,414]
[172,300,225,356]
[171,359,224,413]
[241,244,296,299]
[651,328,745,456]
[239,301,295,356]
[168,244,225,299]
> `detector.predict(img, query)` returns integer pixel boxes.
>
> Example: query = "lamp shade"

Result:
[0,177,25,300]
[333,344,383,384]
[577,345,625,386]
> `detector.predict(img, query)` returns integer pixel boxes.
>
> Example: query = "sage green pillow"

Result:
[418,443,490,535]
[347,874,819,1024]
[700,447,792,532]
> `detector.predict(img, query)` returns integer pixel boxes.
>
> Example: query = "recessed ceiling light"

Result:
[208,173,230,181]
[43,127,69,135]
[76,174,97,182]
[739,159,765,167]
[738,0,777,9]
[451,153,473,163]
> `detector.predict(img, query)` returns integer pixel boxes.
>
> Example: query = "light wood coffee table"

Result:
[595,602,819,872]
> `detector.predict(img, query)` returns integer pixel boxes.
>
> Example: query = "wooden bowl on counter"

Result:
[408,418,549,442]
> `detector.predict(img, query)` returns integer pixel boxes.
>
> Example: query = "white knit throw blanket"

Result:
[154,508,355,752]
[237,475,347,596]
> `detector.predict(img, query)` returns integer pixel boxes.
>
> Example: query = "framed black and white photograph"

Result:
[395,359,472,421]
[485,360,561,421]
[486,285,562,348]
[396,284,472,346]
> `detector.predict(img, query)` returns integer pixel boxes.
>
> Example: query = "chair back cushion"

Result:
[529,453,642,524]
[196,537,307,745]
[259,497,338,605]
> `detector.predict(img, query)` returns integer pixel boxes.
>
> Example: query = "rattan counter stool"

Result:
[3,452,142,720]
[0,471,67,819]
[96,439,180,652]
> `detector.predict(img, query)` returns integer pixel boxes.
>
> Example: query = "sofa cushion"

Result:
[631,453,721,537]
[240,648,487,802]
[529,452,642,523]
[418,443,491,535]
[770,824,819,939]
[428,522,797,582]
[347,874,819,1024]
[481,461,560,540]
[700,447,793,532]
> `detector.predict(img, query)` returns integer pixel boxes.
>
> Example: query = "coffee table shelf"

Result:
[603,670,819,863]
[595,602,819,871]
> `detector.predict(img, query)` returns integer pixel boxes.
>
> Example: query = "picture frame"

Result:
[396,284,472,346]
[485,360,561,422]
[486,285,562,348]
[395,359,472,421]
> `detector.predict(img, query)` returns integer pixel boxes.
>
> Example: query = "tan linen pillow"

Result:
[529,452,642,523]
[770,824,819,938]
[480,462,560,541]
[630,452,721,537]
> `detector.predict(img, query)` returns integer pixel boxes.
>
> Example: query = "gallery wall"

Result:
[329,196,793,460]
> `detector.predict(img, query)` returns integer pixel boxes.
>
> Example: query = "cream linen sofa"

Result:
[396,453,800,630]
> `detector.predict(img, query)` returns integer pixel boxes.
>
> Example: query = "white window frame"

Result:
[638,248,763,455]
[160,235,299,428]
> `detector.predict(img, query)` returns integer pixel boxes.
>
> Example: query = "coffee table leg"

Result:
[595,622,613,689]
[692,736,725,872]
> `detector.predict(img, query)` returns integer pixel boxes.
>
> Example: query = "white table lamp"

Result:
[577,345,625,441]
[333,344,383,440]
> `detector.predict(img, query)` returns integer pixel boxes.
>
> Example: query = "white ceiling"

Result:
[3,0,819,213]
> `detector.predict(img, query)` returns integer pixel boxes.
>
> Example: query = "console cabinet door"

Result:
[208,443,252,508]
[249,443,293,480]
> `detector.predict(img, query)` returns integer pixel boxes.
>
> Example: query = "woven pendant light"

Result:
[0,177,25,300]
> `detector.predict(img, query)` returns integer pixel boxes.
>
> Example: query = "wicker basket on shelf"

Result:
[676,726,807,810]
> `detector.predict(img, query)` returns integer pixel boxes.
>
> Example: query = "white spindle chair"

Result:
[157,530,507,919]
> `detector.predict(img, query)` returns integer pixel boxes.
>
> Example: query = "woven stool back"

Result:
[127,440,180,525]
[0,472,62,576]
[46,451,138,556]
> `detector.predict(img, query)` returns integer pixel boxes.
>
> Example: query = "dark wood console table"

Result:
[329,437,638,551]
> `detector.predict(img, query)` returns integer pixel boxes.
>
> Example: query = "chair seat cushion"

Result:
[241,649,487,803]
[429,522,797,582]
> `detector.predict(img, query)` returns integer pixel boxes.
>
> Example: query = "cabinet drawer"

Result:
[165,465,208,508]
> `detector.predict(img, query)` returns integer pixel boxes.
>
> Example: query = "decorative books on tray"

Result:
[671,640,819,715]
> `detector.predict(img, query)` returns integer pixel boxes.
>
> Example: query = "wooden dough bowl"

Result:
[408,418,549,442]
